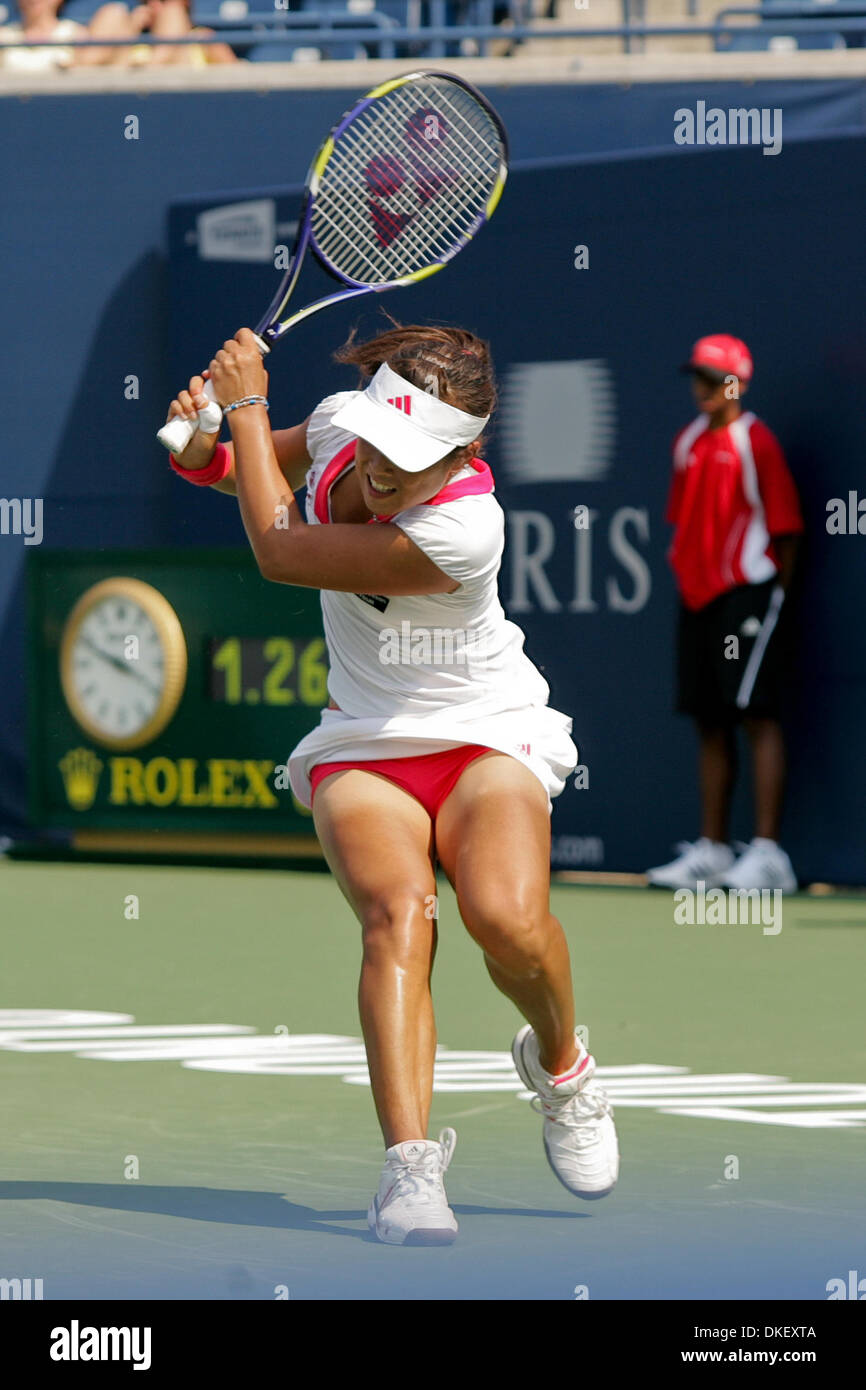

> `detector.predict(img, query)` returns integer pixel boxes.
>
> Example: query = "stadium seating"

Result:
[309,0,428,57]
[193,0,498,60]
[713,0,866,51]
[245,38,364,55]
[196,0,414,20]
[758,0,866,45]
[714,25,846,47]
[0,0,863,59]
[186,0,404,57]
[60,0,123,19]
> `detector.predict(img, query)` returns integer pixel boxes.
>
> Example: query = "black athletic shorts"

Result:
[676,578,792,721]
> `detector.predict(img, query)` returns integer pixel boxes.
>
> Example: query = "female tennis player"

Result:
[166,321,619,1246]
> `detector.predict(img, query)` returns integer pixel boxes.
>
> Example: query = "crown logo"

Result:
[59,748,103,811]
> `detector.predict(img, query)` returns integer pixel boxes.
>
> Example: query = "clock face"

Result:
[60,579,187,750]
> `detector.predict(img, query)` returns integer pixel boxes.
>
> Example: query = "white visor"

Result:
[331,362,490,473]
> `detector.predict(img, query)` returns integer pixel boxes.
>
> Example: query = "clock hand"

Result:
[80,635,162,698]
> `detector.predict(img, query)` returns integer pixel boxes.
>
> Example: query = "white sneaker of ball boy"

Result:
[368,1027,619,1244]
[647,836,797,892]
[721,838,797,892]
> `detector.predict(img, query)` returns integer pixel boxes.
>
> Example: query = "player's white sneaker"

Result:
[512,1026,619,1200]
[367,1129,458,1246]
[720,838,798,893]
[646,837,734,889]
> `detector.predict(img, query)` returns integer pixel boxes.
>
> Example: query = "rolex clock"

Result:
[30,550,327,839]
[59,577,188,751]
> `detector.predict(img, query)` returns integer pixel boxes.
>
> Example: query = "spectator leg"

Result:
[76,3,138,66]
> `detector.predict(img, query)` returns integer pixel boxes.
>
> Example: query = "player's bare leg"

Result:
[743,715,786,842]
[312,771,438,1147]
[434,752,577,1077]
[435,751,618,1198]
[697,718,737,844]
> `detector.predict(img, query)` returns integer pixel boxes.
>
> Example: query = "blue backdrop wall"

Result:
[2,79,865,881]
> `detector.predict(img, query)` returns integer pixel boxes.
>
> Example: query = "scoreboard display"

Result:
[28,550,328,847]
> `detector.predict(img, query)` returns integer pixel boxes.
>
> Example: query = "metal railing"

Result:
[4,13,866,60]
[715,1,866,20]
[710,4,864,48]
[193,6,402,56]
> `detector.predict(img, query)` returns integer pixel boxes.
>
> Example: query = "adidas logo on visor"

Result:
[386,396,412,414]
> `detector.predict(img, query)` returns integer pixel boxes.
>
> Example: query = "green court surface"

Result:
[1,860,864,1301]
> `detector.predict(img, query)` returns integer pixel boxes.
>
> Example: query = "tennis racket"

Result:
[157,69,508,454]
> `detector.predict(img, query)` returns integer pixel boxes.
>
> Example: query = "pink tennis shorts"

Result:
[309,744,493,819]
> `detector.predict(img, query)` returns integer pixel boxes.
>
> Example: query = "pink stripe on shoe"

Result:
[551,1052,591,1086]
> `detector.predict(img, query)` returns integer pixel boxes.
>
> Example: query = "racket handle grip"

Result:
[156,336,270,454]
[157,379,223,454]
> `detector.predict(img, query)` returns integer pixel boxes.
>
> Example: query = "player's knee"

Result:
[461,896,550,974]
[360,891,433,966]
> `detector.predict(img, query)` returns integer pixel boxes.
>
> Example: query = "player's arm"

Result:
[228,411,458,596]
[164,373,312,495]
[210,422,311,497]
[266,512,459,595]
[210,330,460,595]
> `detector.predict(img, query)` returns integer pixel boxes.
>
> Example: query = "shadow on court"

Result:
[0,1182,583,1244]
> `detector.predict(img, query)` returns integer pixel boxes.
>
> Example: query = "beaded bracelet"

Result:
[223,395,269,415]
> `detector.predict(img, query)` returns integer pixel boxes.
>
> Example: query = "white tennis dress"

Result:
[286,392,578,812]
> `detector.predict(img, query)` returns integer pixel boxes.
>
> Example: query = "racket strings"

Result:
[315,154,488,283]
[332,89,499,263]
[317,147,493,278]
[315,160,481,282]
[315,143,466,276]
[349,82,501,201]
[311,76,504,285]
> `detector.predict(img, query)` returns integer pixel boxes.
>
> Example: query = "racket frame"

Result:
[253,68,509,346]
[158,69,507,452]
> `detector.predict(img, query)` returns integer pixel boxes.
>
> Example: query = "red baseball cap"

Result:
[681,334,753,383]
